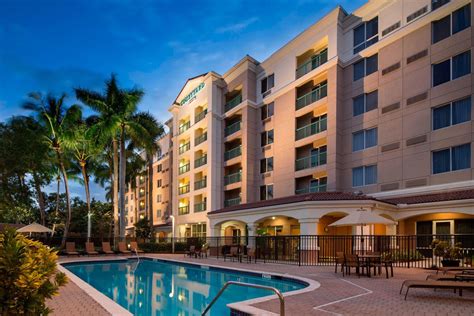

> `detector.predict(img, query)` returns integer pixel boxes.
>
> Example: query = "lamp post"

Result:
[170,215,175,254]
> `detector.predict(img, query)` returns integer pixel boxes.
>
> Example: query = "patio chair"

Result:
[199,244,209,258]
[85,242,99,256]
[185,245,196,258]
[118,242,131,255]
[345,254,367,277]
[224,246,240,262]
[130,241,144,254]
[335,252,345,275]
[101,242,115,255]
[65,242,80,256]
[241,248,256,263]
[400,280,474,300]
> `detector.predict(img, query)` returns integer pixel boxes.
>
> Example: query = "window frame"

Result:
[261,102,275,120]
[353,17,379,54]
[432,50,471,87]
[353,90,378,116]
[261,74,275,94]
[261,129,274,146]
[352,127,378,152]
[260,157,274,173]
[352,164,377,187]
[260,184,274,201]
[432,96,472,130]
[353,54,378,81]
[432,143,471,174]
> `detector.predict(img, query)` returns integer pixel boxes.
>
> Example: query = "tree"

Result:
[134,217,151,241]
[23,93,81,247]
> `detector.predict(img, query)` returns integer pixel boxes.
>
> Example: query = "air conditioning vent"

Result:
[382,21,400,36]
[407,6,428,23]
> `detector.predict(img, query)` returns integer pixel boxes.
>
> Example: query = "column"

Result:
[298,218,319,264]
[246,222,259,250]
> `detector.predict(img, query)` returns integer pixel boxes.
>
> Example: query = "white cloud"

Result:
[216,17,259,34]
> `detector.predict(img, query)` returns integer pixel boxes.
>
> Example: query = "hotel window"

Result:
[432,0,450,11]
[432,4,471,44]
[260,157,274,173]
[261,102,274,120]
[353,90,378,116]
[157,164,162,172]
[432,143,471,174]
[432,51,471,87]
[261,129,274,146]
[260,184,274,201]
[352,165,377,187]
[353,16,378,54]
[261,74,274,94]
[156,194,162,203]
[432,97,471,130]
[352,127,377,152]
[191,223,206,238]
[156,209,161,218]
[353,54,378,81]
[157,179,162,187]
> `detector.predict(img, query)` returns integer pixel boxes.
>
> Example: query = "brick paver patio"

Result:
[48,254,474,315]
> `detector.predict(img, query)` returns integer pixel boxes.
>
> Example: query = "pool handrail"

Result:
[201,280,285,316]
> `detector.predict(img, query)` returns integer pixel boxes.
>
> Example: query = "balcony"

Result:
[194,201,206,212]
[224,145,242,161]
[224,121,241,136]
[296,48,328,79]
[296,115,327,140]
[178,163,190,175]
[224,170,242,185]
[195,132,207,146]
[224,197,241,207]
[194,155,207,168]
[178,121,191,134]
[296,82,327,110]
[194,177,207,190]
[178,205,190,215]
[178,184,190,195]
[295,150,327,171]
[195,109,207,123]
[178,141,191,154]
[295,182,327,195]
[224,94,242,112]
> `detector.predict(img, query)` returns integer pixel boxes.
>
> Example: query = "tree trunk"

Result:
[80,161,92,241]
[112,138,119,241]
[58,152,72,249]
[147,154,154,231]
[119,127,126,240]
[32,173,46,226]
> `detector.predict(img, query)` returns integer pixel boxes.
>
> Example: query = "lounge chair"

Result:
[400,280,474,300]
[426,274,457,281]
[130,241,144,254]
[335,252,345,275]
[241,248,256,263]
[85,242,99,256]
[101,242,115,255]
[437,267,474,274]
[118,242,131,255]
[224,246,240,262]
[200,244,209,258]
[65,242,80,256]
[185,245,196,258]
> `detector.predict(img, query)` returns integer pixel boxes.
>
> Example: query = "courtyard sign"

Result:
[179,82,205,106]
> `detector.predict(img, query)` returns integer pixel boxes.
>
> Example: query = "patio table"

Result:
[358,254,382,277]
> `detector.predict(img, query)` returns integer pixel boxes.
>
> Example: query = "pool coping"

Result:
[58,256,320,316]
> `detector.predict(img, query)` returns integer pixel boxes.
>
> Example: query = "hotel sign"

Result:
[180,82,205,106]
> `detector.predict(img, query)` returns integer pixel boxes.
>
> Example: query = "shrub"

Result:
[430,239,462,260]
[0,228,67,315]
[139,241,187,253]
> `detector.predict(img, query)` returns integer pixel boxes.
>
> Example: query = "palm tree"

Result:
[23,93,81,247]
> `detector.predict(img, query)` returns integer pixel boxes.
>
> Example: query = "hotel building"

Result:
[127,0,474,241]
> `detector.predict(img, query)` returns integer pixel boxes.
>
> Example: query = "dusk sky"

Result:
[0,0,366,199]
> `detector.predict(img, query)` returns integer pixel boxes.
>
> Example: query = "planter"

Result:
[441,259,460,267]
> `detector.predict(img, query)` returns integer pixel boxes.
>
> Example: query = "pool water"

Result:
[64,259,306,315]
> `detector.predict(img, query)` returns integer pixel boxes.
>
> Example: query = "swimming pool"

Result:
[63,258,308,315]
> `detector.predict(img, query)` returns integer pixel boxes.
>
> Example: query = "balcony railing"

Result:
[224,197,241,207]
[195,132,207,146]
[296,48,328,79]
[178,121,191,134]
[224,145,242,161]
[194,201,207,212]
[178,205,190,215]
[194,178,207,190]
[295,151,327,171]
[295,184,327,195]
[296,82,327,110]
[178,142,191,154]
[178,184,190,195]
[178,163,190,175]
[195,109,207,123]
[224,121,241,136]
[224,94,242,112]
[295,115,327,140]
[194,155,207,168]
[224,171,242,185]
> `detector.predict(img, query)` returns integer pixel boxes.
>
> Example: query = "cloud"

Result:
[216,17,259,34]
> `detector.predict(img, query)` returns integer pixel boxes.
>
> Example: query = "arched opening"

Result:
[254,216,300,236]
[213,220,247,245]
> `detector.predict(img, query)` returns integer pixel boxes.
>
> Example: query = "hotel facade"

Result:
[125,0,474,241]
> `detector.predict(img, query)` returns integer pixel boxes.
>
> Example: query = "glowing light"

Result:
[272,216,276,220]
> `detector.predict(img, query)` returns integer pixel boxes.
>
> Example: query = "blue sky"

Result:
[0,0,366,200]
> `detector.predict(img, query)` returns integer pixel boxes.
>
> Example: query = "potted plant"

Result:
[430,239,462,267]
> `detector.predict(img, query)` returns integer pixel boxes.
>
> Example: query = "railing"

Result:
[194,178,207,190]
[224,171,242,185]
[295,184,327,194]
[295,115,327,140]
[195,132,207,146]
[295,151,327,171]
[224,197,241,207]
[178,205,189,215]
[195,109,207,123]
[178,184,190,195]
[296,48,328,79]
[224,121,241,136]
[195,155,207,168]
[178,163,190,175]
[194,201,206,212]
[224,145,242,161]
[202,281,285,316]
[178,142,190,154]
[178,121,191,134]
[296,82,327,110]
[224,94,242,112]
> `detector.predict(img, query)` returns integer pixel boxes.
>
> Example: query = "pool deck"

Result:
[49,254,474,315]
